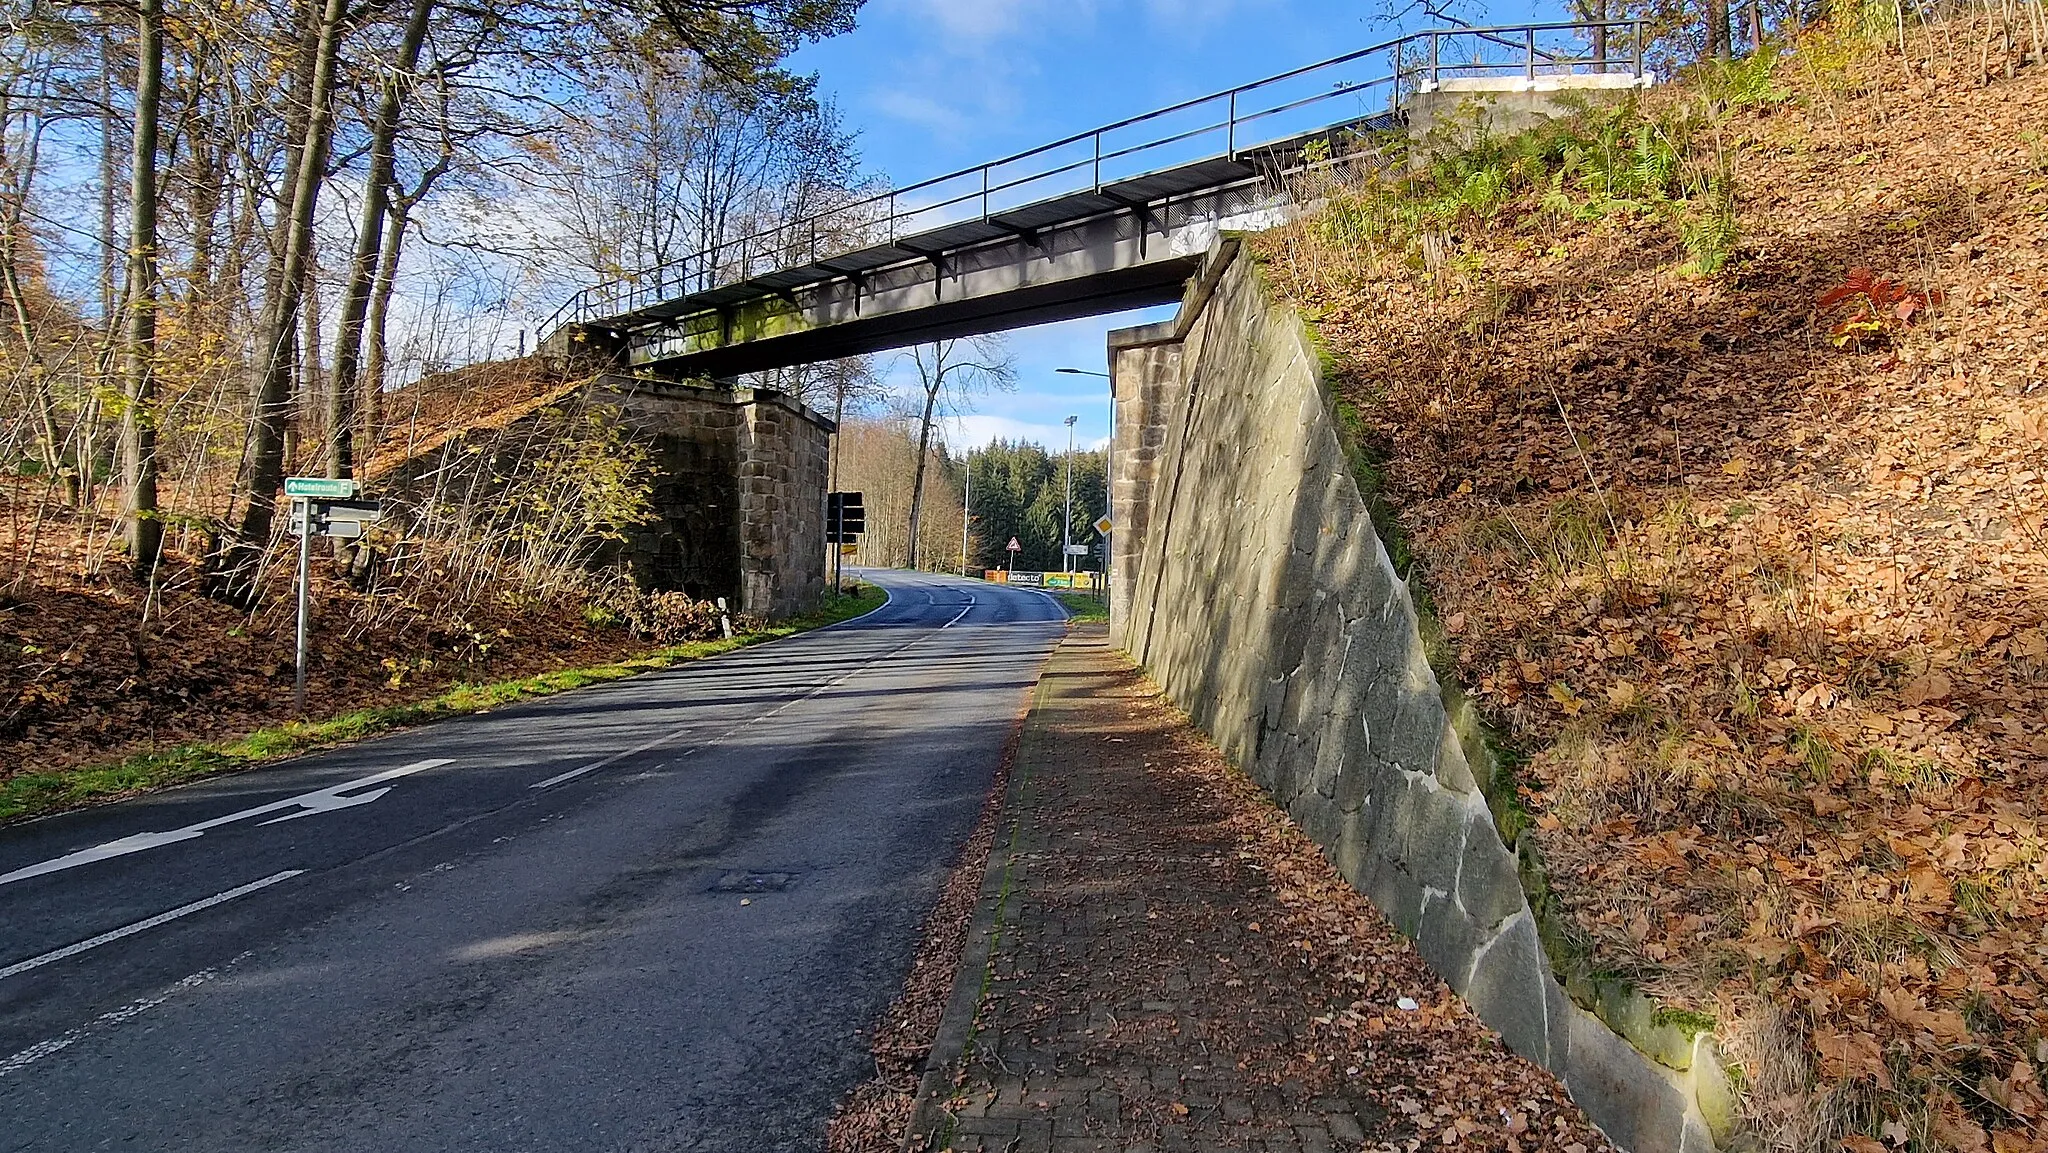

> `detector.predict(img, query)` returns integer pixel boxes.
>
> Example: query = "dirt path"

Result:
[912,624,1619,1153]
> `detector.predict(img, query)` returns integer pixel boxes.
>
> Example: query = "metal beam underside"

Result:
[622,258,1202,379]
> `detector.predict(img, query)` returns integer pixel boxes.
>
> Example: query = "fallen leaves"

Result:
[1259,32,2048,1151]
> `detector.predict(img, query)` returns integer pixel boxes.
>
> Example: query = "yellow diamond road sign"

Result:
[1093,515,1113,535]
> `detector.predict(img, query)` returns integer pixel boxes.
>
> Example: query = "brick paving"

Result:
[914,626,1614,1153]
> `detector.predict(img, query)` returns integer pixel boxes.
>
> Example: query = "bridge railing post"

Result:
[1226,90,1236,161]
[1525,27,1537,83]
[1092,133,1101,193]
[981,166,989,220]
[1632,20,1644,81]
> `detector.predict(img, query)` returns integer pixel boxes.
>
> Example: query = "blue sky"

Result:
[786,0,1558,449]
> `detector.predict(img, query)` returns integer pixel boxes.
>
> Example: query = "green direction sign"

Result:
[284,476,358,499]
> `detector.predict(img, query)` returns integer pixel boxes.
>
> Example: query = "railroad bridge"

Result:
[537,21,1651,617]
[545,21,1653,382]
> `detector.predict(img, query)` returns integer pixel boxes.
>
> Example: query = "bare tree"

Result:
[900,337,1012,571]
[121,0,166,576]
[324,0,436,478]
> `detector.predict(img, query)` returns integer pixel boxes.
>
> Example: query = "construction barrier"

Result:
[983,570,1103,591]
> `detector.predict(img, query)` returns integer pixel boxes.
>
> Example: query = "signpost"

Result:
[1005,537,1020,572]
[286,478,383,713]
[1094,516,1113,595]
[827,491,865,589]
[284,476,358,500]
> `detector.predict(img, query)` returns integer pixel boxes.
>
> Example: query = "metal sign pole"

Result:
[293,497,310,714]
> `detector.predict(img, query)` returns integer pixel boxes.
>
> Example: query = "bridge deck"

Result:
[549,21,1651,377]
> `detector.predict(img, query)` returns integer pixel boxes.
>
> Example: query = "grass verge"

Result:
[0,584,887,827]
[1050,591,1108,621]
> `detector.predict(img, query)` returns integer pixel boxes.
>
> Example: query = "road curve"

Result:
[0,569,1066,1152]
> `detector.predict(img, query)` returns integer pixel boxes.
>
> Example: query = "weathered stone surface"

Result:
[1546,971,1576,1074]
[1690,1034,1739,1145]
[1463,913,1552,1064]
[1375,772,1468,896]
[1456,807,1525,931]
[419,376,832,618]
[1414,889,1488,992]
[1566,1007,1694,1153]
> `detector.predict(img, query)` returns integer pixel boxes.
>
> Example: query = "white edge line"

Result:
[527,575,926,792]
[0,870,303,983]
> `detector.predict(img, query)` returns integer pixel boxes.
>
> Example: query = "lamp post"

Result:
[1057,368,1112,590]
[1062,414,1077,574]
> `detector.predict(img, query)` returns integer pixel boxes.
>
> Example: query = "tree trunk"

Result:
[360,128,451,463]
[328,0,433,478]
[905,383,938,571]
[1707,0,1735,59]
[360,204,404,461]
[122,0,165,577]
[222,0,349,600]
[85,37,121,507]
[0,263,68,500]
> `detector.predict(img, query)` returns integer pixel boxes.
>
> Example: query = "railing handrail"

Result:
[541,18,1645,339]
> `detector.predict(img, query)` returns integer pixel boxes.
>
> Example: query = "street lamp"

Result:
[1062,414,1078,574]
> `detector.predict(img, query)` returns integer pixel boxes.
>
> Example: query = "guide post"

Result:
[284,477,380,714]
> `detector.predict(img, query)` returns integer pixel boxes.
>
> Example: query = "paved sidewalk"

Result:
[912,625,1615,1153]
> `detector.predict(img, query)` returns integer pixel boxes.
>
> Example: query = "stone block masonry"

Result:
[1108,239,1729,1153]
[579,376,834,618]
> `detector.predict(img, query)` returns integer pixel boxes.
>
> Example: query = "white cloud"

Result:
[889,0,1039,41]
[868,89,974,138]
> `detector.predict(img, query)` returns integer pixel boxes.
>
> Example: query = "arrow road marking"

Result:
[0,871,303,982]
[0,759,452,888]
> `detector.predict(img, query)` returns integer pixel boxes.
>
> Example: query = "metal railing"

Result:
[542,19,1647,338]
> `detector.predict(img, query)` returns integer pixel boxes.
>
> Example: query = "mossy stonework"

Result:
[1108,240,1734,1153]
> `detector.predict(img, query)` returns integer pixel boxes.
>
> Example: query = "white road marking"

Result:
[531,578,1037,791]
[0,871,302,982]
[0,969,218,1078]
[0,759,453,887]
[531,728,695,790]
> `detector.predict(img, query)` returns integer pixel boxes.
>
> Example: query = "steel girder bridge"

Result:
[545,20,1652,380]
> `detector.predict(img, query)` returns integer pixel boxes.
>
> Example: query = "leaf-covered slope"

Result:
[1259,26,2047,1152]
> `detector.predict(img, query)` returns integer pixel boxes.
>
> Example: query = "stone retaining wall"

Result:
[1108,240,1731,1153]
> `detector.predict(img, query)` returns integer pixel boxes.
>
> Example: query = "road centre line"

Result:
[0,871,303,983]
[531,591,1000,791]
[0,759,454,888]
[0,969,219,1078]
[531,727,697,790]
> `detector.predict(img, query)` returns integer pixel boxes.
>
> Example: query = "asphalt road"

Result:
[0,569,1066,1152]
